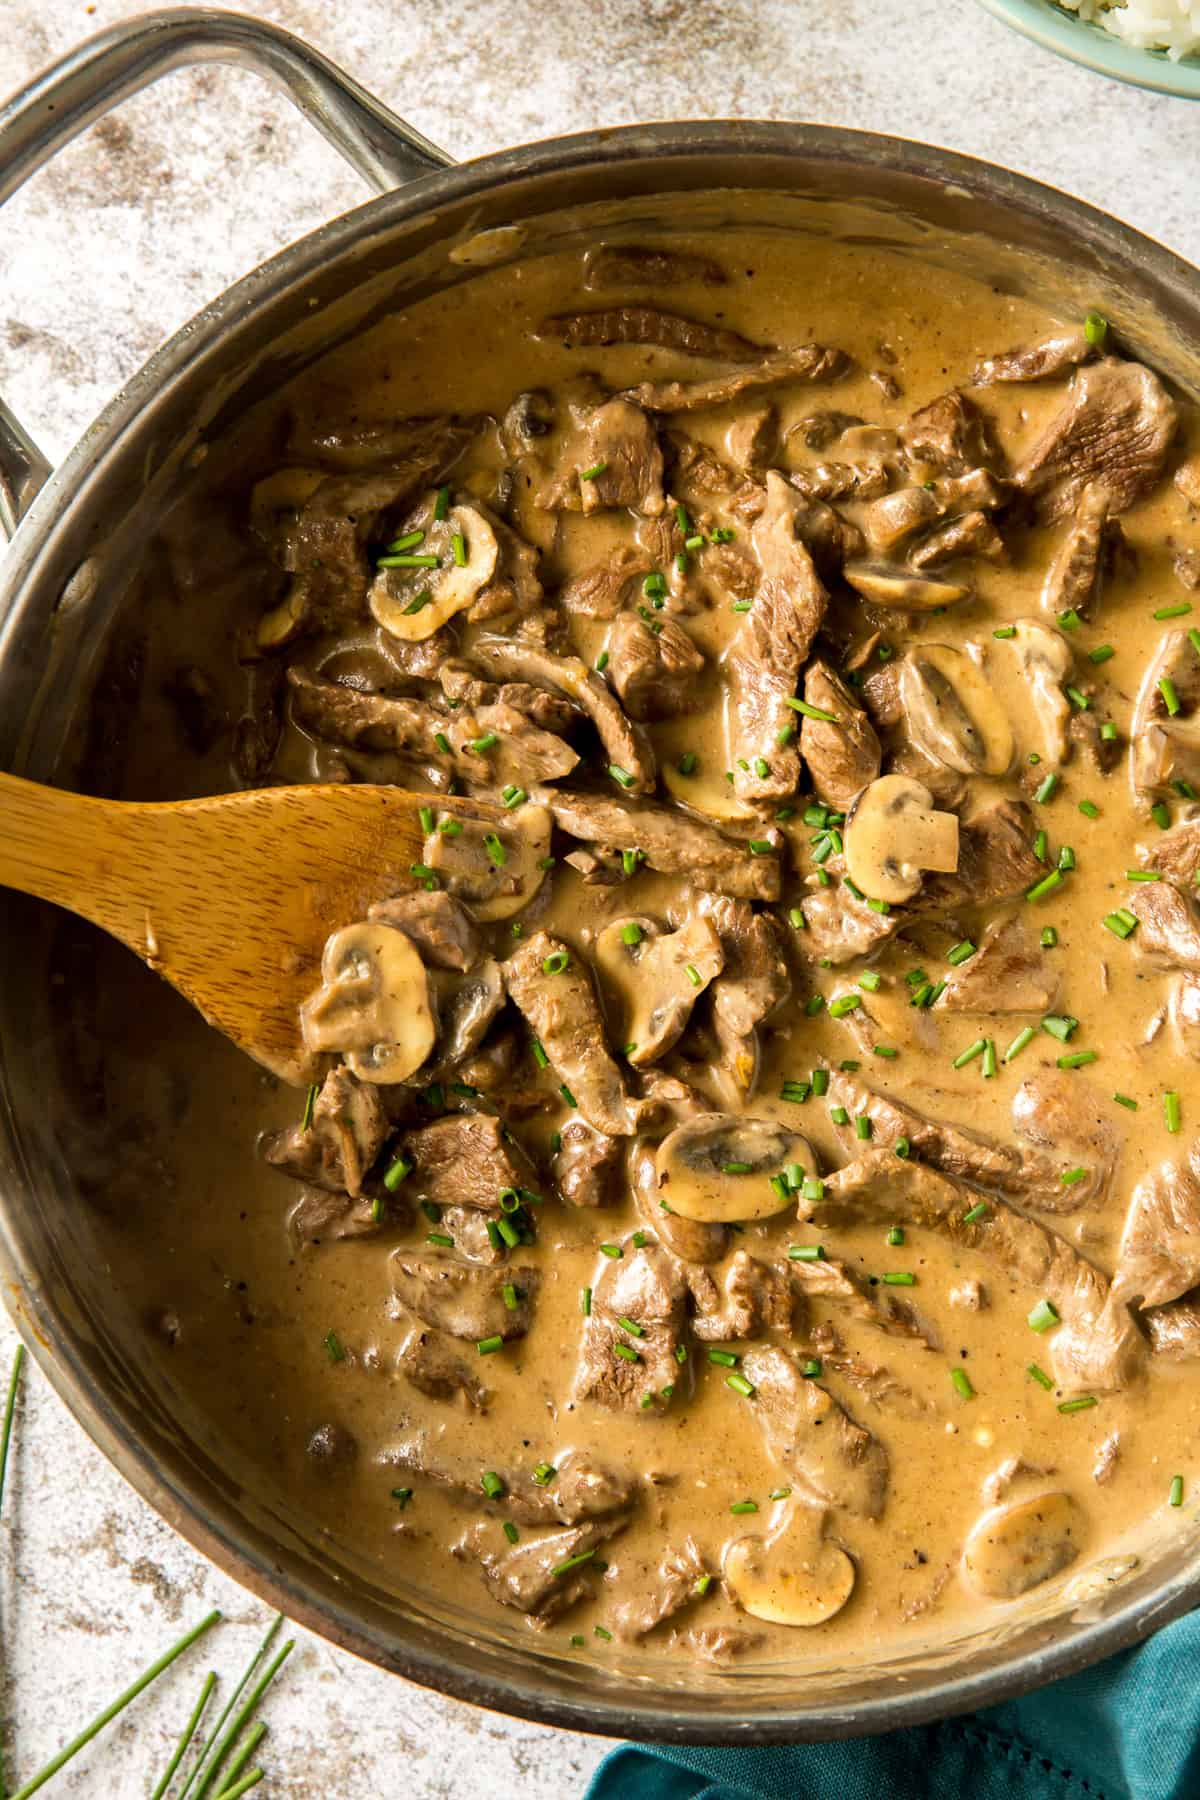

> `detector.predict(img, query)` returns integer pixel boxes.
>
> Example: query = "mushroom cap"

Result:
[843,561,971,611]
[369,498,499,641]
[654,1113,816,1222]
[899,644,1014,777]
[962,1490,1084,1599]
[723,1509,856,1626]
[844,773,960,905]
[595,914,724,1067]
[300,920,436,1083]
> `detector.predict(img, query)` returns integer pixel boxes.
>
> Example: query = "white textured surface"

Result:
[0,1,1198,1793]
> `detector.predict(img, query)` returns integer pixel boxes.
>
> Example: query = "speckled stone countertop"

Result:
[1,2,1199,1794]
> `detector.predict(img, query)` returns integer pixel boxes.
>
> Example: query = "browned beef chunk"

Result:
[611,1538,709,1641]
[936,916,1058,1013]
[915,799,1043,912]
[898,389,996,474]
[1068,707,1122,773]
[788,459,888,505]
[441,1204,505,1263]
[263,1068,388,1197]
[1014,358,1177,520]
[607,612,704,722]
[1145,1290,1200,1360]
[397,1321,488,1408]
[690,1251,796,1341]
[814,1344,930,1419]
[791,1256,938,1347]
[819,1151,1141,1391]
[622,343,848,414]
[729,472,828,803]
[910,510,1006,569]
[437,660,581,736]
[1011,1069,1120,1212]
[391,1254,538,1341]
[1131,630,1200,798]
[1040,483,1126,618]
[583,244,728,289]
[539,306,763,362]
[560,548,654,619]
[366,889,483,972]
[799,662,881,808]
[1139,818,1200,887]
[703,538,761,604]
[574,1240,687,1412]
[471,634,656,793]
[725,404,778,475]
[398,1114,540,1211]
[663,431,762,520]
[798,883,903,964]
[453,1516,624,1622]
[389,1442,637,1526]
[504,931,636,1135]
[1131,878,1200,973]
[547,791,781,900]
[1112,1139,1200,1308]
[691,892,791,1092]
[287,1186,391,1246]
[542,398,665,516]
[287,667,578,789]
[973,329,1094,385]
[554,1120,624,1207]
[740,1347,888,1517]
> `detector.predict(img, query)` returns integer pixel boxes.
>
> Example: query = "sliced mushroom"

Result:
[300,921,435,1083]
[248,466,327,565]
[856,486,942,555]
[844,775,960,906]
[427,958,505,1070]
[422,801,551,922]
[595,915,724,1067]
[984,619,1073,766]
[962,1490,1085,1599]
[899,644,1014,777]
[842,562,971,611]
[369,497,499,641]
[654,1114,816,1223]
[723,1504,855,1628]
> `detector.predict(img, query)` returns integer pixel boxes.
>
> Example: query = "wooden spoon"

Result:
[0,771,503,1086]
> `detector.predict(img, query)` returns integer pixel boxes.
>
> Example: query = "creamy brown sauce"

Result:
[68,228,1200,1672]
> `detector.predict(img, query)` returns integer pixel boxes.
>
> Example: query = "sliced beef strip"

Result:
[898,390,996,475]
[621,343,848,414]
[390,1252,538,1341]
[583,244,728,289]
[607,611,704,722]
[1112,1138,1200,1308]
[818,1151,1141,1392]
[1013,357,1178,521]
[1174,548,1200,592]
[538,306,764,362]
[384,1442,638,1526]
[262,1068,388,1198]
[1145,1290,1200,1361]
[472,634,656,793]
[611,1538,710,1641]
[935,916,1059,1014]
[791,1256,939,1348]
[397,1114,541,1211]
[504,930,636,1136]
[690,1251,796,1341]
[284,412,474,474]
[725,404,778,475]
[287,667,578,789]
[914,799,1044,913]
[453,1516,624,1622]
[554,1120,624,1207]
[1130,630,1200,799]
[541,398,665,517]
[287,1186,391,1246]
[396,1320,489,1408]
[1131,878,1200,974]
[366,889,483,973]
[740,1347,888,1518]
[798,882,903,965]
[1011,1069,1120,1212]
[815,1344,930,1420]
[560,548,654,619]
[973,329,1094,386]
[1040,482,1127,619]
[910,509,1006,569]
[690,892,792,1091]
[437,660,581,735]
[729,472,829,803]
[546,790,781,901]
[799,662,881,808]
[663,430,762,517]
[574,1240,687,1412]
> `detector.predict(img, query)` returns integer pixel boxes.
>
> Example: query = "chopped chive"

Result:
[788,906,807,931]
[1101,722,1118,742]
[1028,1363,1054,1390]
[830,994,861,1018]
[502,1283,520,1313]
[1058,1051,1098,1069]
[708,1348,738,1368]
[1165,1090,1182,1133]
[677,750,698,776]
[950,1368,975,1401]
[1060,1166,1088,1186]
[323,1330,345,1364]
[1084,309,1108,347]
[599,1243,622,1259]
[1170,1474,1184,1508]
[613,1342,640,1363]
[962,1201,989,1225]
[748,839,774,856]
[579,461,609,481]
[377,552,440,569]
[468,731,499,754]
[981,1038,998,1079]
[1152,801,1172,829]
[882,1271,916,1287]
[802,1358,823,1378]
[1028,1299,1060,1333]
[383,1153,413,1191]
[1058,847,1076,872]
[451,531,468,567]
[1113,1092,1138,1111]
[993,625,1016,640]
[788,1244,826,1262]
[1067,686,1090,711]
[786,698,839,722]
[780,1081,811,1104]
[887,1226,905,1246]
[726,1372,756,1398]
[434,730,452,754]
[855,1114,873,1141]
[874,1045,900,1060]
[419,805,434,834]
[477,1336,504,1356]
[1034,773,1059,804]
[1079,800,1101,819]
[1155,603,1193,621]
[483,832,508,868]
[502,1521,519,1544]
[551,1548,596,1578]
[894,1138,911,1160]
[729,1500,759,1515]
[1160,676,1183,716]
[608,764,636,789]
[426,1230,454,1247]
[805,995,826,1017]
[830,1105,850,1125]
[434,485,450,520]
[580,1286,592,1317]
[1041,926,1058,948]
[953,1038,986,1069]
[502,784,528,810]
[947,940,976,966]
[542,950,570,975]
[1058,1395,1098,1414]
[385,529,426,553]
[1026,870,1065,902]
[1042,1015,1078,1042]
[1034,829,1049,863]
[1089,644,1115,664]
[812,1069,830,1097]
[1003,1025,1036,1062]
[300,1083,318,1133]
[617,1315,646,1338]
[531,1038,549,1070]
[1058,609,1082,632]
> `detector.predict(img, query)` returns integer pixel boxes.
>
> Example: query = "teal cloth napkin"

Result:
[585,1609,1200,1800]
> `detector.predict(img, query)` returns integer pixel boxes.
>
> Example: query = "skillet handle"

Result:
[0,6,454,535]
